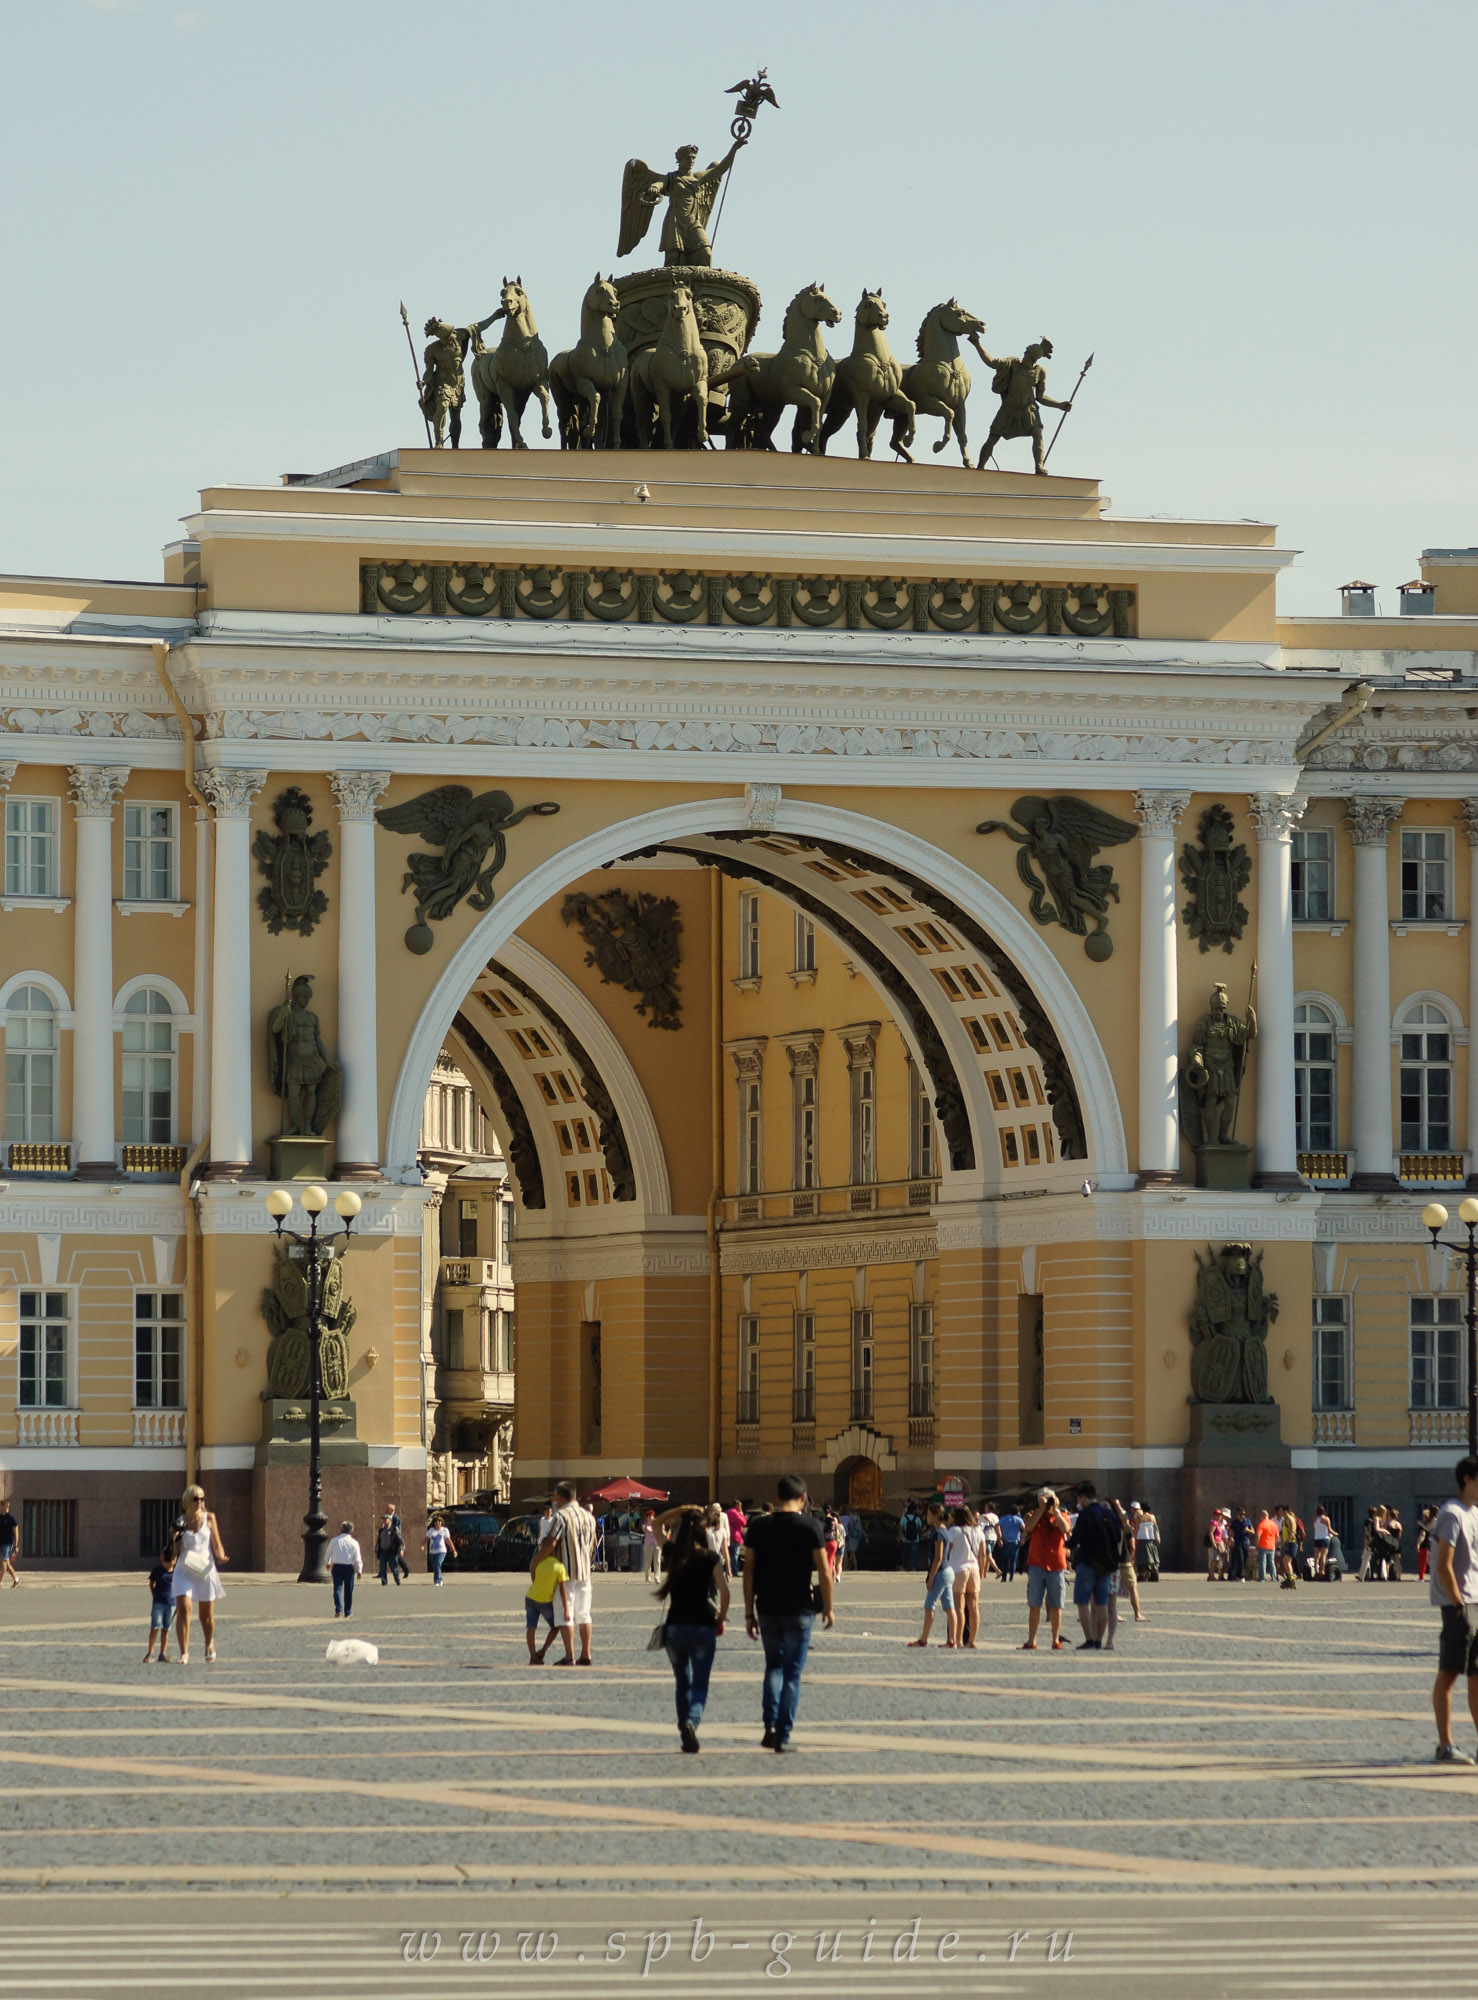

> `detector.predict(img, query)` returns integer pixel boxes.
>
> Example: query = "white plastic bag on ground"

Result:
[325,1637,379,1665]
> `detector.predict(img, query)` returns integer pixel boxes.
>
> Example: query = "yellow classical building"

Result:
[2,443,1476,1567]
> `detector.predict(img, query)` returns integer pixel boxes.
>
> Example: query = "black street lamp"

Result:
[264,1182,361,1583]
[1422,1198,1478,1459]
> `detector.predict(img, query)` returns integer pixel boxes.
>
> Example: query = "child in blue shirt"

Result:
[144,1547,175,1663]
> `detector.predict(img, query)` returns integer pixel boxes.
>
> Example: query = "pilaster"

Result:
[329,771,392,1178]
[67,764,130,1178]
[1346,796,1404,1192]
[1133,790,1190,1187]
[1249,792,1307,1190]
[199,768,267,1177]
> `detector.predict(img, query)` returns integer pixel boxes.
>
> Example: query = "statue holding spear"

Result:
[970,333,1085,475]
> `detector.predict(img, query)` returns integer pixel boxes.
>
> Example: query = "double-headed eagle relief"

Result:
[400,70,1090,466]
[976,795,1137,961]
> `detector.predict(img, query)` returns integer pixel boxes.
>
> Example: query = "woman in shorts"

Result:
[945,1506,982,1648]
[908,1502,958,1647]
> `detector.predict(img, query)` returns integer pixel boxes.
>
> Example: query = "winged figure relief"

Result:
[374,786,560,954]
[562,889,683,1030]
[976,793,1137,960]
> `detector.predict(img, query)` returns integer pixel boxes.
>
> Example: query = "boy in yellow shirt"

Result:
[526,1551,572,1664]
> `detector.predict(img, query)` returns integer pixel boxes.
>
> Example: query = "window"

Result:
[908,1059,936,1179]
[121,989,176,1144]
[443,1308,466,1370]
[4,986,58,1142]
[1291,829,1334,922]
[793,1311,815,1422]
[1411,1297,1463,1409]
[139,1497,177,1560]
[23,1499,76,1559]
[1293,1002,1337,1152]
[458,1198,479,1258]
[122,804,177,902]
[909,1303,935,1417]
[1313,1296,1350,1410]
[737,1314,760,1424]
[738,891,760,980]
[851,1309,874,1421]
[740,1074,762,1194]
[495,1309,515,1372]
[1401,829,1451,920]
[793,1068,817,1190]
[851,1062,876,1185]
[3,798,58,897]
[501,1199,515,1248]
[134,1292,184,1409]
[19,1290,69,1407]
[1399,1004,1452,1152]
[793,912,815,974]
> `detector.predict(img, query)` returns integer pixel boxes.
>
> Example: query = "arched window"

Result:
[4,986,57,1142]
[1399,1002,1453,1153]
[1293,1002,1337,1152]
[121,988,176,1145]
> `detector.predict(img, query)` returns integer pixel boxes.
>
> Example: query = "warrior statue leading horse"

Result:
[551,275,629,450]
[814,289,916,460]
[629,283,710,449]
[471,277,554,450]
[712,282,840,452]
[901,297,986,466]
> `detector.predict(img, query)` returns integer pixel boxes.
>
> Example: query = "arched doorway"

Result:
[836,1456,883,1510]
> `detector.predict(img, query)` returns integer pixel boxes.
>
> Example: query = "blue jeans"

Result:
[332,1564,356,1616]
[924,1564,956,1613]
[664,1622,718,1730]
[902,1541,921,1571]
[999,1541,1021,1580]
[757,1612,814,1743]
[1258,1547,1275,1581]
[378,1554,401,1585]
[429,1553,445,1585]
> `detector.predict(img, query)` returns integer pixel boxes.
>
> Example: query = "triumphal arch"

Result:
[5,111,1478,1568]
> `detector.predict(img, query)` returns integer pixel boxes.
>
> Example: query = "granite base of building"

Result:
[250,1462,428,1574]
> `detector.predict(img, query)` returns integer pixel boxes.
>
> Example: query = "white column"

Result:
[1465,801,1478,1190]
[1133,790,1190,1184]
[68,766,131,1177]
[189,805,211,1147]
[329,771,392,1176]
[1249,792,1306,1188]
[1347,796,1403,1191]
[198,768,266,1176]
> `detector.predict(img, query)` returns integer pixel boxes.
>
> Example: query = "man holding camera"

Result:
[1019,1488,1071,1651]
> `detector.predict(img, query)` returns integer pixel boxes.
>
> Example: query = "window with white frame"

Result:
[908,1058,936,1179]
[850,1059,876,1185]
[739,1072,762,1194]
[121,989,176,1144]
[851,1308,875,1420]
[1411,1296,1463,1409]
[122,804,177,902]
[3,798,58,898]
[910,1302,935,1417]
[19,1290,69,1408]
[1291,828,1334,922]
[496,1309,515,1372]
[4,986,58,1142]
[1313,1296,1350,1410]
[737,1314,760,1424]
[1401,829,1451,921]
[1399,1003,1453,1152]
[793,912,815,974]
[134,1291,184,1409]
[793,1311,815,1422]
[1293,1002,1337,1152]
[792,1059,818,1189]
[501,1198,515,1247]
[738,891,761,980]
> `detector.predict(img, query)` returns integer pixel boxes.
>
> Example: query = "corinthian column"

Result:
[198,768,267,1177]
[1464,801,1478,1189]
[1133,790,1191,1185]
[68,766,131,1178]
[329,771,392,1178]
[1250,792,1307,1189]
[1347,796,1404,1191]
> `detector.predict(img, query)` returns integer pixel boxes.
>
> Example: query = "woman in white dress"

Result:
[170,1484,228,1664]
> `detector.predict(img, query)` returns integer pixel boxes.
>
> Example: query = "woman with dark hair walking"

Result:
[653,1504,730,1754]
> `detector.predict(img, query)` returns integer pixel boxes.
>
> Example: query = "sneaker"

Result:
[1435,1742,1475,1764]
[679,1722,700,1755]
[773,1738,789,1755]
[761,1728,777,1748]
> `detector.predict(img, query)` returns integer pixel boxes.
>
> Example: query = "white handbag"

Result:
[181,1547,213,1579]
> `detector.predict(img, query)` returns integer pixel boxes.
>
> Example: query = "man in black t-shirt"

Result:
[742,1474,834,1753]
[0,1496,18,1587]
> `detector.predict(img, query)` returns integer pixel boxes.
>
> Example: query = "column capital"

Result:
[66,764,130,818]
[198,767,267,820]
[1132,789,1191,837]
[329,769,393,821]
[1249,792,1308,843]
[0,762,16,795]
[1345,796,1404,846]
[1461,799,1478,848]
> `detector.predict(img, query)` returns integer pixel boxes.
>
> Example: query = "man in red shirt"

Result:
[1020,1488,1071,1651]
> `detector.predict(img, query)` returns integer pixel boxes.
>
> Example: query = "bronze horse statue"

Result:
[814,288,916,460]
[713,281,841,452]
[629,283,710,449]
[901,297,986,466]
[470,277,553,450]
[551,274,629,450]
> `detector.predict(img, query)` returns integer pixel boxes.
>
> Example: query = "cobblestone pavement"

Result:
[2,1567,1476,1997]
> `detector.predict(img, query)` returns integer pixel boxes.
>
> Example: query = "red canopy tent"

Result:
[581,1476,669,1503]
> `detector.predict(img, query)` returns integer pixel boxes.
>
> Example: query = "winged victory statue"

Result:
[617,135,749,268]
[976,794,1138,960]
[374,786,560,954]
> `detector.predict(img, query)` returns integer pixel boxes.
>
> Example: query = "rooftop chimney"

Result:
[1340,580,1376,617]
[1399,579,1436,616]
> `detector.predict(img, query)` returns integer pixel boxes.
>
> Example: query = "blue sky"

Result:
[3,0,1473,613]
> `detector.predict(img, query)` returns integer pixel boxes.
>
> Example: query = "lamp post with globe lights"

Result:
[263,1184,362,1583]
[1421,1197,1478,1459]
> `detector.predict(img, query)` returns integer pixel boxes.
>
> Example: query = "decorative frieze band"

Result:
[720,1228,937,1275]
[360,562,1137,640]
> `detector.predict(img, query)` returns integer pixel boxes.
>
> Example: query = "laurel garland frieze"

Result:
[360,561,1135,639]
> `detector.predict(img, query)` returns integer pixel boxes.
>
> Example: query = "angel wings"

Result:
[976,794,1137,961]
[375,786,560,954]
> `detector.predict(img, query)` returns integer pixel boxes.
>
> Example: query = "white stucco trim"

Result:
[112,972,195,1030]
[0,969,74,1022]
[0,1447,187,1472]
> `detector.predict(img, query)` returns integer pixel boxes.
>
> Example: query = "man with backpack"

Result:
[1068,1481,1124,1650]
[899,1502,922,1572]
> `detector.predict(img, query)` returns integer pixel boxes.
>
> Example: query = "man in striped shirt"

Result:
[541,1480,597,1666]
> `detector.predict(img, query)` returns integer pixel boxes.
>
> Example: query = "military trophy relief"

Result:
[259,1236,364,1466]
[561,888,683,1031]
[266,974,342,1183]
[1179,804,1251,955]
[1178,976,1257,1190]
[253,787,331,937]
[397,67,1092,469]
[373,786,561,954]
[1185,1242,1289,1469]
[976,795,1137,962]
